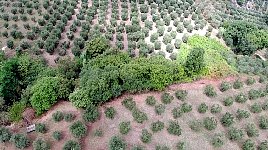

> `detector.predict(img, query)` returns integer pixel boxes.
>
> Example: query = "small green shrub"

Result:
[63,140,81,150]
[119,121,131,135]
[132,145,145,150]
[93,129,103,137]
[236,109,250,120]
[189,120,203,132]
[172,107,183,119]
[36,123,46,133]
[235,93,248,103]
[246,77,256,85]
[175,90,188,101]
[181,103,192,113]
[140,129,152,143]
[10,134,30,149]
[259,76,267,83]
[220,81,232,92]
[204,85,217,97]
[151,121,165,133]
[161,92,174,104]
[242,139,255,150]
[33,138,50,150]
[0,127,11,143]
[203,117,217,131]
[69,121,87,138]
[198,103,208,113]
[221,112,235,127]
[259,116,268,129]
[64,113,75,122]
[211,104,222,114]
[155,104,165,115]
[248,89,261,100]
[109,136,126,150]
[176,142,186,150]
[146,96,156,106]
[122,97,136,111]
[228,127,244,141]
[245,123,259,137]
[262,101,268,110]
[52,131,62,141]
[52,111,64,122]
[233,79,243,89]
[223,97,234,106]
[8,101,26,122]
[156,145,170,150]
[250,103,262,113]
[132,108,148,124]
[167,121,182,136]
[211,134,224,148]
[83,104,100,123]
[105,107,116,119]
[258,141,268,150]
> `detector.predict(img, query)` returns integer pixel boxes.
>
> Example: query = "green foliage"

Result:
[175,90,188,101]
[83,104,100,123]
[228,127,244,141]
[219,81,232,92]
[140,129,152,143]
[146,96,156,106]
[0,127,11,143]
[119,121,131,135]
[176,142,186,150]
[69,121,87,138]
[64,113,75,122]
[105,107,116,119]
[36,123,46,133]
[156,145,170,150]
[235,93,248,103]
[122,97,136,111]
[167,121,182,136]
[198,103,208,113]
[84,37,110,60]
[132,108,148,123]
[262,101,268,111]
[151,121,165,133]
[259,116,268,129]
[172,107,183,119]
[63,140,81,150]
[223,97,234,106]
[30,77,71,115]
[184,47,205,77]
[221,112,235,127]
[250,103,262,113]
[248,89,261,100]
[52,131,62,141]
[236,109,250,120]
[10,134,30,149]
[8,101,26,122]
[109,136,126,150]
[258,141,268,150]
[211,134,224,148]
[155,104,165,115]
[211,104,222,114]
[242,139,255,150]
[204,85,217,97]
[93,129,103,137]
[161,92,174,104]
[233,79,244,89]
[33,138,50,150]
[189,120,203,132]
[246,77,256,85]
[245,123,259,137]
[181,103,192,113]
[52,111,64,122]
[203,117,217,130]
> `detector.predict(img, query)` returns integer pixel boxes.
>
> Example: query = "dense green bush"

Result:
[236,109,250,120]
[10,134,30,149]
[105,107,116,119]
[246,77,256,85]
[223,97,234,106]
[132,108,148,123]
[250,103,262,113]
[84,37,110,60]
[63,140,81,150]
[172,107,183,119]
[151,121,164,133]
[233,79,243,89]
[52,111,64,122]
[36,123,46,133]
[245,123,259,137]
[204,85,217,97]
[156,145,170,150]
[176,142,186,150]
[161,92,174,104]
[181,103,192,113]
[109,136,126,150]
[235,93,247,103]
[146,96,156,106]
[211,134,224,148]
[175,90,188,101]
[69,121,87,138]
[210,104,222,114]
[259,116,268,129]
[52,131,62,141]
[33,138,50,150]
[248,89,261,100]
[83,104,99,122]
[198,103,208,113]
[258,141,268,150]
[140,129,152,143]
[122,97,136,111]
[221,112,235,127]
[228,127,244,141]
[167,121,182,136]
[189,120,203,132]
[0,127,11,143]
[155,104,165,115]
[242,139,255,150]
[203,117,217,131]
[119,121,131,135]
[8,101,26,122]
[219,81,232,92]
[64,113,75,122]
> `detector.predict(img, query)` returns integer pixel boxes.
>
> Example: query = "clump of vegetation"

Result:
[181,103,192,113]
[211,134,224,148]
[242,139,255,150]
[262,101,268,110]
[33,138,50,150]
[259,116,268,129]
[246,77,256,85]
[189,120,203,132]
[172,107,183,119]
[228,127,244,141]
[151,121,165,133]
[105,107,117,119]
[155,104,166,115]
[64,113,75,122]
[156,145,170,150]
[211,104,222,114]
[83,104,100,123]
[132,108,148,124]
[203,117,217,131]
[10,134,30,149]
[0,127,11,143]
[233,79,243,89]
[258,141,268,150]
[175,90,188,101]
[219,81,232,92]
[119,121,131,135]
[161,92,174,104]
[250,103,262,113]
[236,109,250,120]
[94,129,103,137]
[235,93,247,103]
[259,76,267,83]
[140,129,152,143]
[223,97,234,106]
[69,121,87,138]
[245,123,259,137]
[176,142,186,150]
[52,131,62,141]
[204,85,217,97]
[109,136,126,150]
[132,145,145,150]
[36,123,47,133]
[248,89,261,100]
[122,97,136,111]
[146,96,156,106]
[63,140,81,150]
[52,111,64,122]
[198,103,208,113]
[167,121,182,136]
[221,112,235,127]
